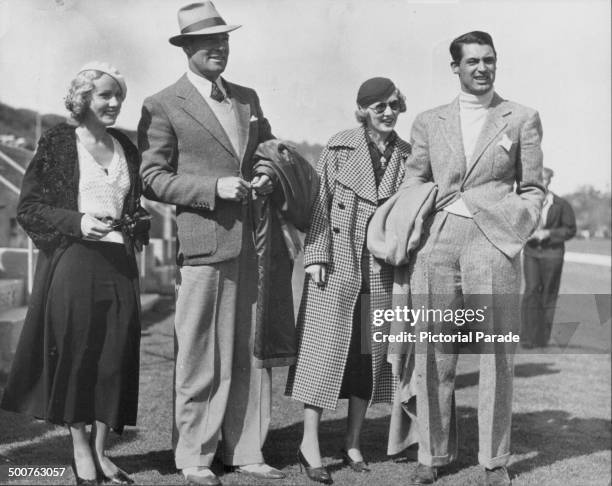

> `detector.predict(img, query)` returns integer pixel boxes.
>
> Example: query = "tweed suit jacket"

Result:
[138,74,273,265]
[405,93,545,258]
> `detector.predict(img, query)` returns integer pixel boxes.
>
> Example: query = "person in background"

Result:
[286,77,410,484]
[1,62,149,485]
[521,167,576,348]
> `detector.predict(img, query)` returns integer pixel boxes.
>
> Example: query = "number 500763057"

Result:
[0,466,67,481]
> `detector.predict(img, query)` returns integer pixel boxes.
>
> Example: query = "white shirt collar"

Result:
[186,69,228,101]
[544,191,554,205]
[459,90,495,109]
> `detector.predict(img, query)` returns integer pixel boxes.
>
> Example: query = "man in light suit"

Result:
[138,2,284,485]
[404,31,545,485]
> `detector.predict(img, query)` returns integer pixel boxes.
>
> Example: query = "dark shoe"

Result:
[340,449,370,473]
[232,463,285,479]
[297,449,333,485]
[182,467,221,486]
[409,463,437,485]
[72,459,99,485]
[100,468,134,484]
[484,466,512,486]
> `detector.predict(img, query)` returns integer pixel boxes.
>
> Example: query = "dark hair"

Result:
[449,31,496,63]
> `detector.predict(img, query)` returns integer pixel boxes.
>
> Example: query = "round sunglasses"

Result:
[368,99,401,114]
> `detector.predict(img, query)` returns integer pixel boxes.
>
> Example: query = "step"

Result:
[0,306,27,376]
[142,265,175,295]
[0,294,162,376]
[0,248,38,280]
[140,293,162,314]
[0,279,24,313]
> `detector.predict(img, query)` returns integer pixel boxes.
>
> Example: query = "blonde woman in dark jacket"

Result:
[1,62,149,485]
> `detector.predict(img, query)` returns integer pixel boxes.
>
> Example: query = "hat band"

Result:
[181,17,226,34]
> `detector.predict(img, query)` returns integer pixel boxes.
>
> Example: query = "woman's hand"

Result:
[80,214,112,240]
[305,263,327,287]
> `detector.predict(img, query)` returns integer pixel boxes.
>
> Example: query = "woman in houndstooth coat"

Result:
[286,78,410,481]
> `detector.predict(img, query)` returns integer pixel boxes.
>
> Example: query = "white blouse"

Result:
[77,135,130,244]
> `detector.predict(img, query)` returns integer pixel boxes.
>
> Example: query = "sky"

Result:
[0,0,610,195]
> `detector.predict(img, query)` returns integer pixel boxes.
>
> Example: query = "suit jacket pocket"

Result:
[492,142,518,179]
[495,192,537,241]
[176,210,217,258]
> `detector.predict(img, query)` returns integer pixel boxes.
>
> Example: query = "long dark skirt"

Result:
[43,240,140,432]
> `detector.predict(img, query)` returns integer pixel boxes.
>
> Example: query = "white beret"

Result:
[78,61,127,98]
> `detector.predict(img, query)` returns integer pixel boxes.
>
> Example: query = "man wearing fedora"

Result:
[402,31,544,485]
[138,2,284,484]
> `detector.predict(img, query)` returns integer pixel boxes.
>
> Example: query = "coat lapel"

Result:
[378,137,410,201]
[335,128,378,204]
[464,93,510,180]
[176,75,238,160]
[109,127,140,215]
[65,127,80,193]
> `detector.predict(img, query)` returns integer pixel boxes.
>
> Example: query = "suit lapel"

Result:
[176,75,238,160]
[439,98,468,180]
[545,196,560,227]
[228,84,252,168]
[464,93,510,180]
[440,98,465,158]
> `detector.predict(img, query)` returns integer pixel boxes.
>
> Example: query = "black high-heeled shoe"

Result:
[340,449,370,473]
[71,459,99,485]
[100,468,134,485]
[297,449,333,485]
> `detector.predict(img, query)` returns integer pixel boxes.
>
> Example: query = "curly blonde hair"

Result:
[64,70,104,123]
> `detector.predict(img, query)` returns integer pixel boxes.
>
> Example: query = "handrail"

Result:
[0,174,20,194]
[0,149,27,175]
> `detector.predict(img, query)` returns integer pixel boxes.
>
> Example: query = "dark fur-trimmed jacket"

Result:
[17,123,149,255]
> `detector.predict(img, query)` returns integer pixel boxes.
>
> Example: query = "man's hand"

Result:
[81,214,112,240]
[305,264,327,287]
[528,229,551,242]
[216,177,250,201]
[251,174,273,196]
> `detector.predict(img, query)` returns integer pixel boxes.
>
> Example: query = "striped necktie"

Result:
[210,81,225,102]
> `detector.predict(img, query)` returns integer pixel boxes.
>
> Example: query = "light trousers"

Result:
[173,235,271,469]
[410,212,520,469]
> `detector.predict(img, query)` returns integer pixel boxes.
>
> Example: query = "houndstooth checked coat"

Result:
[285,126,410,410]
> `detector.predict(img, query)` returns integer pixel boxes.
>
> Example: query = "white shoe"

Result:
[234,463,285,479]
[181,467,220,486]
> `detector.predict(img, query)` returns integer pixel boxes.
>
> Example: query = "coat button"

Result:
[338,202,345,209]
[332,227,340,234]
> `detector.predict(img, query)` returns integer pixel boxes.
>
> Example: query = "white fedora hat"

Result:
[169,2,241,46]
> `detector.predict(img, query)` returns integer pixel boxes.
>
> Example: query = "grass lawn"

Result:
[0,261,610,485]
[565,238,611,256]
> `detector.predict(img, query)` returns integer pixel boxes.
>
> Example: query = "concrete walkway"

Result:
[565,251,611,267]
